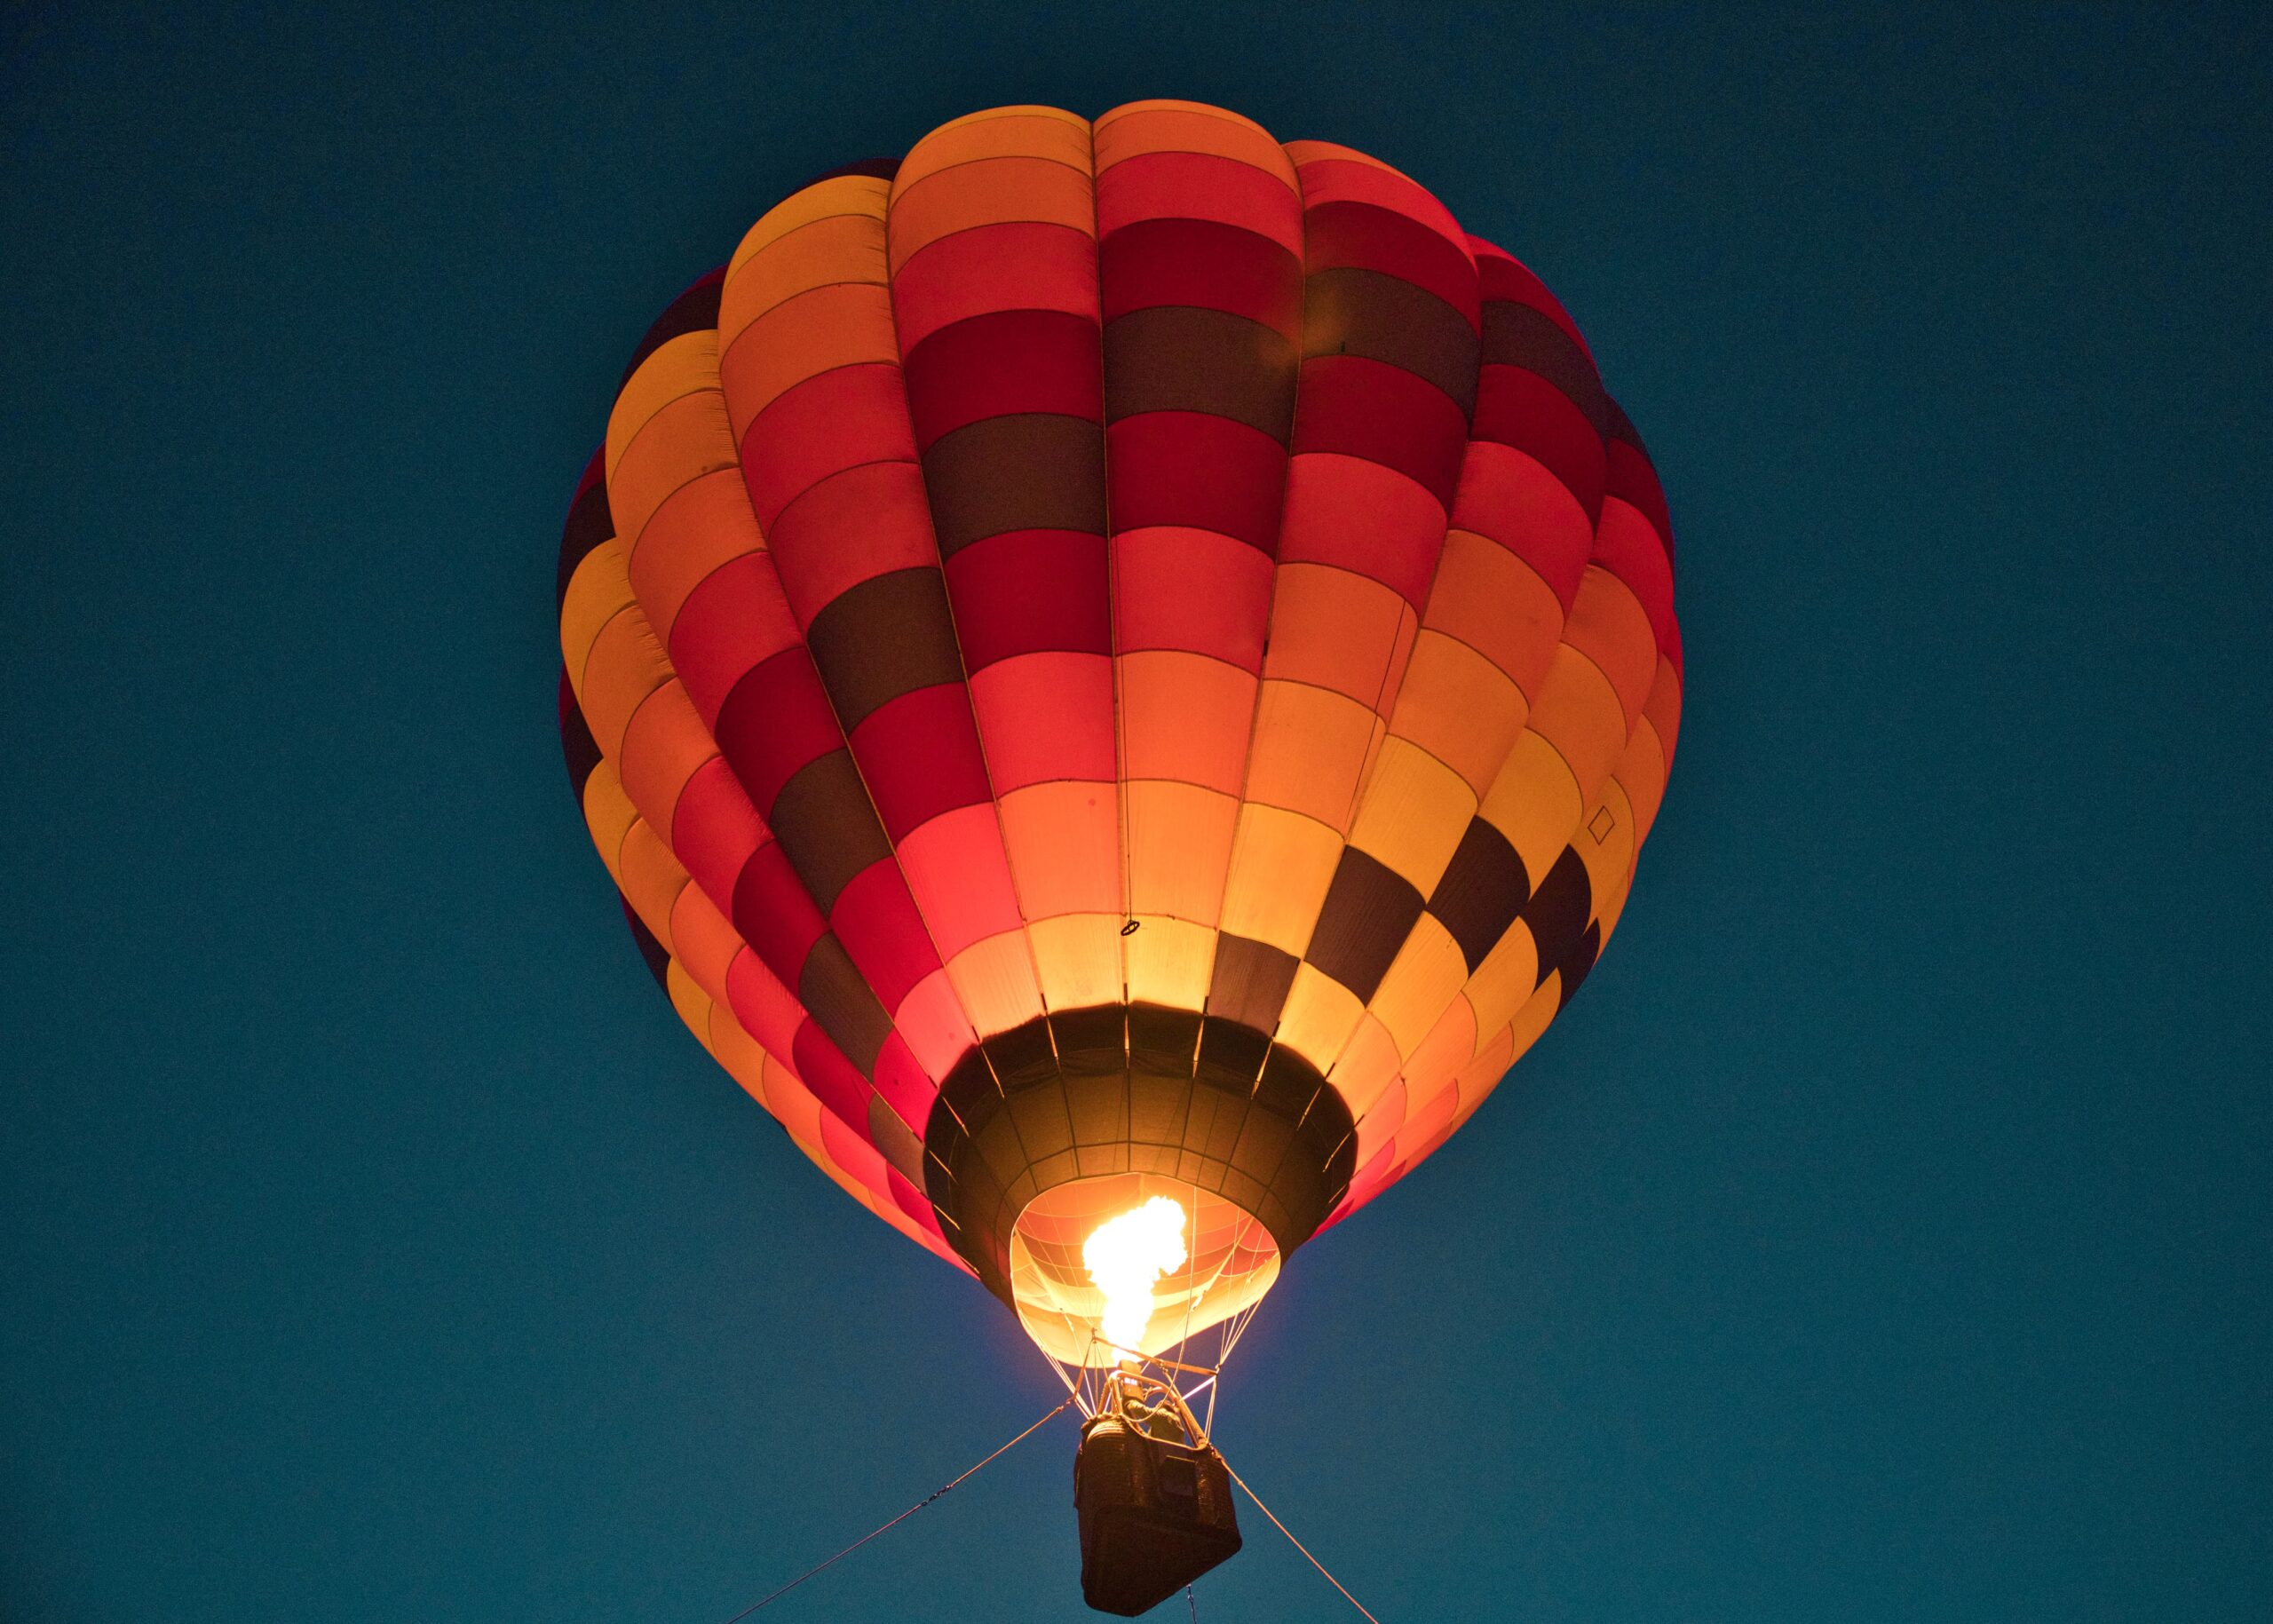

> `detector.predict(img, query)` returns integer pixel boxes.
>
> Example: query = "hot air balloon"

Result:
[556,100,1680,1613]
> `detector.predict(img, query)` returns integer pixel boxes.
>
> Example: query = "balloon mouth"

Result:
[1007,1174,1282,1368]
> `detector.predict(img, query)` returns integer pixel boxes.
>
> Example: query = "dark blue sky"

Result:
[5,4,2267,1620]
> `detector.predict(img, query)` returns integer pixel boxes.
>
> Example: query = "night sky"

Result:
[5,4,2268,1620]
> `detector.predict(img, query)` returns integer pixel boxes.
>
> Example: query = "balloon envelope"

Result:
[557,102,1683,1365]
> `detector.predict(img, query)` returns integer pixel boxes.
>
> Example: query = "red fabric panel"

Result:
[764,461,940,628]
[891,222,1099,353]
[724,945,807,1060]
[669,756,764,909]
[1105,412,1288,553]
[1279,453,1445,609]
[731,841,828,993]
[1472,238,1594,362]
[1291,354,1469,510]
[1097,218,1303,340]
[1113,527,1273,669]
[903,310,1103,451]
[847,684,994,841]
[1299,200,1480,332]
[894,804,1024,958]
[662,552,804,725]
[1472,364,1608,524]
[1095,151,1303,252]
[1607,433,1675,561]
[711,648,842,813]
[871,1035,940,1147]
[1287,150,1470,263]
[791,1019,874,1137]
[944,529,1111,669]
[968,653,1116,790]
[1592,500,1678,658]
[828,860,941,1012]
[1452,441,1595,611]
[735,363,920,530]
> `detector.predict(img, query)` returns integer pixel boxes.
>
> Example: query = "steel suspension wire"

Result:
[1217,1454,1383,1624]
[717,1398,1074,1620]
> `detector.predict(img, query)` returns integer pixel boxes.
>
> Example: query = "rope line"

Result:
[717,1399,1073,1620]
[1219,1454,1382,1623]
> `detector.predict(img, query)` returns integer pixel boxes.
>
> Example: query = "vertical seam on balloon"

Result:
[1096,110,1136,1007]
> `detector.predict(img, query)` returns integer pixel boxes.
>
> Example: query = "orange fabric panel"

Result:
[607,390,739,558]
[1242,679,1378,830]
[607,331,719,479]
[1422,527,1564,703]
[1263,563,1413,706]
[1345,734,1476,893]
[999,780,1121,919]
[668,882,742,1010]
[1386,631,1526,796]
[615,818,688,948]
[1218,803,1342,953]
[577,606,672,763]
[721,208,891,350]
[1093,100,1299,190]
[1124,779,1237,925]
[891,107,1092,196]
[615,681,717,846]
[1524,644,1631,810]
[1562,565,1659,733]
[559,540,635,707]
[1119,651,1255,796]
[889,155,1096,273]
[623,468,765,646]
[717,282,900,424]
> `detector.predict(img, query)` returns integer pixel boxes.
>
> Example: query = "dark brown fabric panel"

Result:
[1103,306,1298,441]
[1301,266,1481,419]
[922,413,1105,556]
[1203,933,1301,1034]
[1427,818,1533,972]
[766,750,892,915]
[803,566,966,731]
[1305,847,1427,1003]
[797,932,894,1073]
[1482,300,1610,435]
[556,479,613,608]
[1521,845,1596,989]
[867,1092,928,1185]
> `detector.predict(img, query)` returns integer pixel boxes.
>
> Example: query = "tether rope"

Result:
[717,1398,1073,1620]
[1218,1453,1382,1623]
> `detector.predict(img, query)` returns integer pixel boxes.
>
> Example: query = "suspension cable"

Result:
[1217,1453,1382,1624]
[717,1398,1073,1620]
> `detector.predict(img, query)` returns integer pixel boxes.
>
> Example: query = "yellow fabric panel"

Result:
[1563,565,1659,733]
[580,758,638,887]
[1643,654,1683,761]
[1217,803,1342,953]
[1121,915,1214,1011]
[664,956,712,1043]
[559,538,636,707]
[1327,1011,1403,1125]
[1027,913,1124,1010]
[1366,913,1469,1059]
[1242,678,1377,829]
[717,282,899,424]
[1389,629,1526,796]
[1120,650,1255,792]
[944,928,1049,1039]
[1263,562,1411,705]
[999,780,1121,919]
[606,329,719,480]
[891,107,1092,198]
[1422,529,1564,705]
[889,155,1096,274]
[1617,715,1669,849]
[1347,733,1478,895]
[617,680,717,852]
[1478,731,1583,888]
[615,817,688,948]
[1125,779,1236,925]
[607,390,739,562]
[577,602,673,763]
[1583,784,1639,942]
[721,210,892,351]
[625,468,766,647]
[1524,645,1630,811]
[725,175,891,287]
[1454,1019,1514,1113]
[1093,100,1299,190]
[1273,963,1365,1077]
[1461,907,1544,1041]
